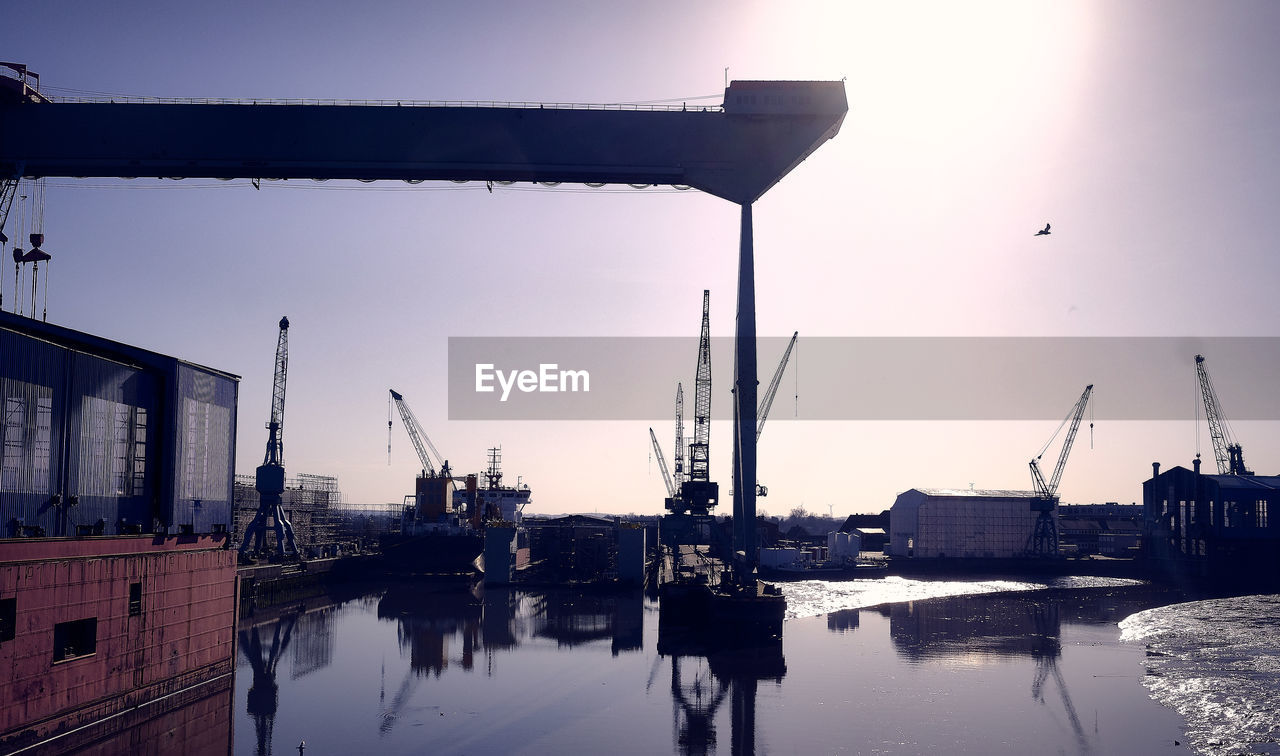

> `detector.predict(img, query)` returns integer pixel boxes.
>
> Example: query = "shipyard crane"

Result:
[1027,384,1093,557]
[752,331,799,497]
[689,291,712,484]
[756,332,798,442]
[674,290,720,515]
[1195,354,1252,475]
[650,427,677,499]
[240,316,300,559]
[673,384,686,491]
[389,389,450,478]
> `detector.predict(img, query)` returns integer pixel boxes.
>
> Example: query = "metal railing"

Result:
[45,95,724,112]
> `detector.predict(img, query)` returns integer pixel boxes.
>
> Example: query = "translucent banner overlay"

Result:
[447,337,1280,421]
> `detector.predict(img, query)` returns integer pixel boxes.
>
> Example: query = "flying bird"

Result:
[1034,223,1051,236]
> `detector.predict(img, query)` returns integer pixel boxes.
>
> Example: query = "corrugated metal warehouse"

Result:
[888,488,1045,559]
[1,310,239,536]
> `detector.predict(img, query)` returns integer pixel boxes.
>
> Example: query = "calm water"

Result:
[232,577,1252,755]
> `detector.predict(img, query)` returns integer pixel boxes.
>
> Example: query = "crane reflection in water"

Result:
[656,613,786,755]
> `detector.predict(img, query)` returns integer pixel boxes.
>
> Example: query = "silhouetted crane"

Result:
[240,317,300,559]
[1195,354,1252,475]
[1028,384,1093,556]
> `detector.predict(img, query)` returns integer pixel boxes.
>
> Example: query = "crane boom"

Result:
[673,383,685,489]
[689,291,712,482]
[1195,354,1252,475]
[1030,384,1093,500]
[389,389,445,477]
[650,427,676,498]
[756,331,798,442]
[263,316,289,466]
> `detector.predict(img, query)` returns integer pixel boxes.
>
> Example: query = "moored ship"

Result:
[378,448,530,576]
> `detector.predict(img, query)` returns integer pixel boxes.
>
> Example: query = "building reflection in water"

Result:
[373,583,645,735]
[656,617,786,756]
[865,588,1173,754]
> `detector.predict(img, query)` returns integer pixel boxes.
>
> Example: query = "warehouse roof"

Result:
[912,487,1038,499]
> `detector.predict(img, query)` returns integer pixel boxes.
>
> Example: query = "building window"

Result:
[128,582,142,616]
[1259,500,1269,529]
[0,597,15,643]
[52,618,97,662]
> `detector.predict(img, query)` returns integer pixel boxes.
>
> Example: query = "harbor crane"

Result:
[1027,384,1093,557]
[650,427,677,500]
[753,331,798,497]
[240,316,300,559]
[389,389,450,479]
[1195,354,1252,475]
[673,384,686,491]
[756,332,798,443]
[676,290,719,514]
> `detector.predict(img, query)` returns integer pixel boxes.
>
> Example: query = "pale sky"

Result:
[4,1,1280,515]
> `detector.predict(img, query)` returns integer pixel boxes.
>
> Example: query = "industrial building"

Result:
[888,488,1046,559]
[1,309,238,753]
[1144,459,1280,578]
[1058,503,1143,557]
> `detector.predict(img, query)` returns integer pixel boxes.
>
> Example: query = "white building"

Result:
[888,488,1045,558]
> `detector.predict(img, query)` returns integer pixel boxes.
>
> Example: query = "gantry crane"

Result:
[1195,354,1252,475]
[1027,384,1093,557]
[240,316,300,558]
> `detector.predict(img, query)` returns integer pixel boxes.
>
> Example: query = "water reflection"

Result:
[865,587,1179,755]
[239,612,298,756]
[657,620,786,755]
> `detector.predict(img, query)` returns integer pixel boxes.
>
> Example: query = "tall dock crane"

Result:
[1027,384,1093,557]
[1195,354,1252,475]
[240,316,300,559]
[676,291,719,514]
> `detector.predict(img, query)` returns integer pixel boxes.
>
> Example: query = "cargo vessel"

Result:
[378,449,530,576]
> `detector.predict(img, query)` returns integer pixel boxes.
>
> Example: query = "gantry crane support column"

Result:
[732,204,759,566]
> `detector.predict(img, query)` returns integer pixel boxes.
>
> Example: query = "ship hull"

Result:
[378,531,483,577]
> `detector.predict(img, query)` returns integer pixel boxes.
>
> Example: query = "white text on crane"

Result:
[475,363,591,402]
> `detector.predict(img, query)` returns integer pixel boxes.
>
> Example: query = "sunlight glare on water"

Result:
[780,574,1144,620]
[1120,594,1280,756]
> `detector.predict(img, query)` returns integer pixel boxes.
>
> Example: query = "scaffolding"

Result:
[233,472,342,557]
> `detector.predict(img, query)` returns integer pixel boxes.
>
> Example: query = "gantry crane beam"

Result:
[1195,354,1252,475]
[0,79,847,206]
